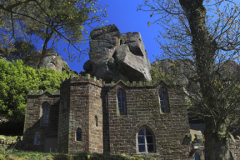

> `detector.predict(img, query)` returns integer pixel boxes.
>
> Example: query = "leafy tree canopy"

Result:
[0,59,72,123]
[0,0,107,64]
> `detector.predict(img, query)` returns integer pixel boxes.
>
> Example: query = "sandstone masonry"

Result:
[22,74,197,159]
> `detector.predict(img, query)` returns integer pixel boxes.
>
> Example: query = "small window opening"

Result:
[117,90,126,115]
[76,128,82,141]
[194,154,200,160]
[95,115,98,126]
[34,132,40,145]
[41,102,50,126]
[159,89,170,113]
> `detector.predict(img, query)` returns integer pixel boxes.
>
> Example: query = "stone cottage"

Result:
[22,25,203,159]
[23,75,194,159]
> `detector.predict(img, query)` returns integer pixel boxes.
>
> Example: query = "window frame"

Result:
[137,126,155,153]
[159,89,170,113]
[76,128,82,141]
[34,132,40,145]
[117,89,127,115]
[40,102,50,126]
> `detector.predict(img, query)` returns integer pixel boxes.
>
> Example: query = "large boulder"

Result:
[84,24,152,82]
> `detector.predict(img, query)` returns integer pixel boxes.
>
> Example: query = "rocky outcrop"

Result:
[151,59,240,86]
[23,50,71,73]
[151,59,196,85]
[82,24,152,82]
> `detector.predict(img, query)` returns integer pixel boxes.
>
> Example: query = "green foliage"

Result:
[0,135,18,141]
[0,0,108,62]
[0,149,160,160]
[0,149,54,160]
[0,39,37,62]
[0,59,71,123]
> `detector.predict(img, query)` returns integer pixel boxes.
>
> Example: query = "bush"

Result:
[0,59,71,124]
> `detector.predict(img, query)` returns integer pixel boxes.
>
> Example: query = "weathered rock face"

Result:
[151,59,197,85]
[83,24,152,82]
[23,50,71,73]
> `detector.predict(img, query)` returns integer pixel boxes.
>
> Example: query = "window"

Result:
[137,127,155,153]
[159,89,170,113]
[34,132,40,145]
[76,128,82,141]
[95,116,98,126]
[41,103,50,126]
[117,90,126,115]
[194,154,200,160]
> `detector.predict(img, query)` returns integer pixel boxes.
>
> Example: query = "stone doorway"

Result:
[44,135,58,153]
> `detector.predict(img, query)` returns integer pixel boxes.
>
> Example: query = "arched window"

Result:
[137,127,155,153]
[40,102,50,126]
[76,128,82,141]
[34,132,40,145]
[117,89,126,115]
[159,89,170,113]
[95,116,98,126]
[194,154,200,160]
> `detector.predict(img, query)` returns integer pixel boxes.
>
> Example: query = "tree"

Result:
[0,38,37,61]
[0,0,107,64]
[139,0,240,159]
[0,59,71,124]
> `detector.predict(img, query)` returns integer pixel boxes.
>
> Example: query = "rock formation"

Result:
[82,24,152,82]
[23,50,72,73]
[151,59,197,86]
[151,59,240,86]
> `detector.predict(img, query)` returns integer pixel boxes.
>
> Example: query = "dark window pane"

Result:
[163,101,167,106]
[138,128,144,135]
[195,154,200,160]
[138,136,145,143]
[77,129,82,141]
[118,90,126,115]
[138,145,145,152]
[160,101,164,106]
[148,145,154,152]
[164,108,170,113]
[146,136,153,143]
[146,129,152,135]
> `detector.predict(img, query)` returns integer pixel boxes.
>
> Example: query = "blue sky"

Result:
[36,0,162,73]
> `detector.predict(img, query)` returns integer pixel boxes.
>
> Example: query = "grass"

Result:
[0,149,160,160]
[0,149,54,160]
[0,135,160,160]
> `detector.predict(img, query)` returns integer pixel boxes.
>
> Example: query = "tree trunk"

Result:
[179,0,230,159]
[38,27,53,68]
[204,118,230,160]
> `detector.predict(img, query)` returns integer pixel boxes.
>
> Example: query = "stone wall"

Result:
[105,81,192,159]
[23,91,60,152]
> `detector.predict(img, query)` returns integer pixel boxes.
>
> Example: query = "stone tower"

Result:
[57,75,103,153]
